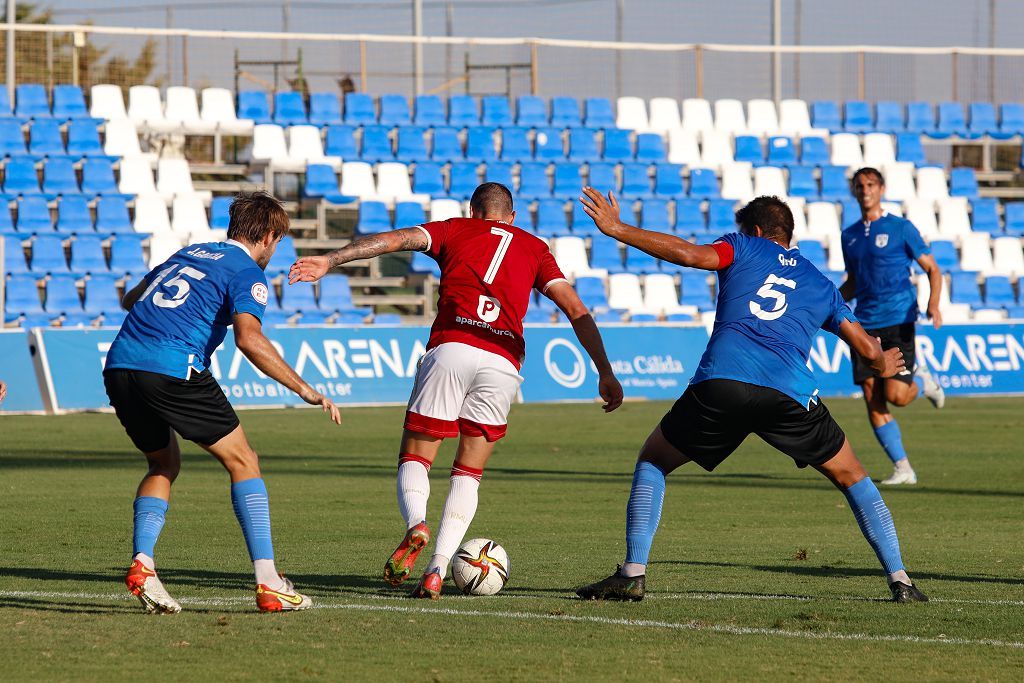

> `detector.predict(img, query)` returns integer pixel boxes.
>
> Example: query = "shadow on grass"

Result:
[0,596,129,615]
[653,559,1024,585]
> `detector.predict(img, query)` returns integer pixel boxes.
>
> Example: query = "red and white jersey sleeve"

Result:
[414,218,566,368]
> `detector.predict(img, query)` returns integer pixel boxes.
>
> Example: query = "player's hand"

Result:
[598,372,623,412]
[0,380,6,404]
[288,255,331,285]
[877,346,905,379]
[580,187,625,236]
[927,303,942,330]
[301,388,341,425]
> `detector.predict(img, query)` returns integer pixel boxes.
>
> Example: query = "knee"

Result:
[887,383,916,407]
[147,459,180,482]
[221,446,261,478]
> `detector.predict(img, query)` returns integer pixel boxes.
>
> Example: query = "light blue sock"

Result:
[624,461,667,567]
[230,478,275,561]
[873,420,908,465]
[843,478,905,575]
[132,496,168,558]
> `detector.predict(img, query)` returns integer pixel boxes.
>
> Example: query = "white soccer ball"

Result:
[451,538,510,596]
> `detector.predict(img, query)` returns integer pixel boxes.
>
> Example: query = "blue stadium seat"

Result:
[584,98,615,128]
[210,196,232,229]
[936,102,974,139]
[344,93,377,125]
[356,200,391,235]
[45,272,83,315]
[17,196,52,233]
[594,310,623,322]
[360,125,394,162]
[635,133,666,162]
[586,162,616,194]
[84,272,124,317]
[551,97,581,128]
[929,239,959,272]
[499,127,532,162]
[797,240,827,270]
[640,198,671,232]
[875,101,905,133]
[733,135,763,164]
[66,120,105,157]
[950,167,979,199]
[320,273,371,315]
[799,136,829,167]
[81,158,120,196]
[654,163,685,198]
[95,197,133,234]
[620,163,653,199]
[535,127,566,161]
[266,236,297,278]
[590,239,623,272]
[465,127,497,162]
[707,199,736,232]
[305,164,353,204]
[308,92,342,126]
[4,272,44,321]
[410,250,441,277]
[999,103,1024,136]
[629,312,658,322]
[16,84,50,119]
[324,124,358,159]
[56,196,92,234]
[0,119,27,156]
[625,247,659,273]
[42,158,80,197]
[52,85,91,120]
[448,95,479,127]
[968,102,1009,139]
[5,157,41,195]
[396,126,429,162]
[602,128,633,161]
[20,311,57,328]
[534,199,568,237]
[811,101,842,132]
[69,234,107,273]
[688,168,720,199]
[523,307,553,323]
[3,235,28,273]
[568,128,599,162]
[109,234,148,278]
[819,165,849,201]
[766,136,797,166]
[896,132,926,165]
[394,201,426,228]
[372,312,403,325]
[516,95,548,127]
[680,272,713,309]
[237,91,272,124]
[29,119,68,158]
[517,162,550,199]
[0,200,12,235]
[950,271,982,306]
[430,126,462,160]
[331,311,367,324]
[379,94,411,127]
[570,201,599,236]
[280,281,320,314]
[482,96,513,127]
[449,162,479,199]
[412,161,445,197]
[674,198,704,234]
[30,233,68,273]
[552,162,583,199]
[844,100,873,133]
[788,166,818,199]
[1001,201,1024,235]
[985,275,1015,307]
[906,101,937,135]
[0,85,10,118]
[273,92,307,126]
[840,199,861,228]
[484,161,513,189]
[414,95,446,127]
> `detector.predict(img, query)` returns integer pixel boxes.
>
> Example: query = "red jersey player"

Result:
[289,183,623,599]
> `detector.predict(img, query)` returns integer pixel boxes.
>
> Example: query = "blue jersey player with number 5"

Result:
[574,190,928,604]
[104,191,341,614]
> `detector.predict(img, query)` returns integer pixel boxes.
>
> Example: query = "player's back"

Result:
[106,241,269,379]
[693,232,853,407]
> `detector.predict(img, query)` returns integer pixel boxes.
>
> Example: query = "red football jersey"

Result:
[416,218,567,369]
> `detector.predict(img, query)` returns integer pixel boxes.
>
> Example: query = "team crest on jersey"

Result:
[875,234,889,248]
[251,283,269,305]
[477,295,501,323]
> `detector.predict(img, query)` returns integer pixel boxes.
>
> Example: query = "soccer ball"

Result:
[451,538,510,596]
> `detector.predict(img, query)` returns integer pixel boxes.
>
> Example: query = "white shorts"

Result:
[405,342,523,442]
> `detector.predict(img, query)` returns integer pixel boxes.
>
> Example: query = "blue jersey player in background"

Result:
[841,167,945,486]
[575,189,928,604]
[104,191,340,614]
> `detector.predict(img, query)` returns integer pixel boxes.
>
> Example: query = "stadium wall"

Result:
[2,322,1022,415]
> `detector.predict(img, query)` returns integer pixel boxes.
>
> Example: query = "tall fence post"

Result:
[6,0,15,102]
[182,34,189,86]
[359,40,367,91]
[530,41,538,95]
[46,31,53,91]
[695,45,703,99]
[857,51,865,100]
[951,50,958,101]
[72,31,83,87]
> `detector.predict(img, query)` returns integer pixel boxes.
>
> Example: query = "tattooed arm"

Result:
[288,228,429,284]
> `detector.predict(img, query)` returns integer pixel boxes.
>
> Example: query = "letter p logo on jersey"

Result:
[477,295,501,323]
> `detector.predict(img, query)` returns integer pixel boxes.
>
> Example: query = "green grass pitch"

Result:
[2,397,1022,681]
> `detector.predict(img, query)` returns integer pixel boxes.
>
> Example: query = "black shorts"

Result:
[851,323,916,386]
[659,379,847,472]
[103,368,240,452]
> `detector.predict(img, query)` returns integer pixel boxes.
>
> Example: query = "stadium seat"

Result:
[616,97,648,132]
[863,133,896,168]
[200,87,254,134]
[733,135,763,165]
[635,133,665,162]
[320,274,371,316]
[465,127,497,162]
[894,132,926,166]
[679,271,714,309]
[344,93,376,125]
[603,128,633,161]
[929,239,959,272]
[15,196,50,233]
[753,166,787,198]
[516,95,548,128]
[82,272,124,317]
[688,167,720,199]
[305,92,341,127]
[5,157,41,195]
[586,161,616,195]
[584,97,615,129]
[999,103,1024,136]
[0,118,27,156]
[379,94,411,127]
[132,193,172,234]
[967,102,1007,139]
[394,200,426,228]
[409,250,441,278]
[916,166,949,201]
[160,157,213,203]
[90,84,128,121]
[66,120,105,158]
[534,198,568,237]
[448,162,479,199]
[15,84,50,119]
[448,95,479,127]
[29,119,68,158]
[30,233,68,273]
[574,276,609,311]
[304,164,352,204]
[640,198,671,232]
[983,275,1015,307]
[42,158,80,197]
[811,100,842,132]
[766,136,797,166]
[882,162,916,202]
[55,196,91,234]
[818,166,849,202]
[608,272,650,314]
[681,98,714,136]
[746,99,780,137]
[567,200,597,236]
[960,232,994,272]
[360,125,395,163]
[78,159,118,198]
[936,102,973,139]
[69,234,107,274]
[936,197,971,240]
[396,126,429,163]
[95,197,133,234]
[128,85,179,133]
[430,198,463,221]
[875,101,905,133]
[170,195,211,242]
[160,86,213,134]
[264,235,297,279]
[625,247,659,274]
[517,162,550,199]
[376,162,422,203]
[807,201,841,241]
[273,91,307,126]
[414,94,446,127]
[500,126,532,162]
[536,127,566,161]
[427,126,460,161]
[482,96,513,127]
[949,271,983,306]
[145,232,183,269]
[52,85,91,121]
[906,101,937,135]
[844,100,873,133]
[568,128,600,162]
[550,97,581,128]
[778,99,813,137]
[118,156,158,197]
[108,234,147,278]
[620,163,653,199]
[484,161,513,189]
[700,130,733,170]
[667,128,700,167]
[4,272,44,321]
[45,272,85,317]
[3,234,28,273]
[653,163,685,199]
[552,162,583,199]
[590,239,624,272]
[237,90,273,125]
[411,162,445,198]
[647,97,681,134]
[209,196,232,230]
[788,166,818,199]
[104,119,149,160]
[799,136,829,167]
[324,124,358,159]
[551,235,596,278]
[674,198,704,235]
[992,237,1024,276]
[797,240,827,270]
[713,99,747,135]
[707,198,737,232]
[905,199,939,241]
[720,164,754,202]
[949,167,979,199]
[830,133,863,168]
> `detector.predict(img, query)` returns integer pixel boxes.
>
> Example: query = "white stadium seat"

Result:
[165,86,217,135]
[973,308,1006,322]
[700,130,734,171]
[118,156,157,196]
[778,99,813,137]
[647,97,681,134]
[133,193,172,235]
[746,99,780,137]
[430,198,463,222]
[991,237,1024,277]
[667,128,701,166]
[616,96,649,131]
[252,124,305,171]
[713,99,747,135]
[883,162,917,202]
[147,231,185,269]
[157,158,212,204]
[753,166,787,199]
[905,199,939,241]
[552,236,602,279]
[128,85,178,133]
[787,197,808,243]
[104,119,151,161]
[881,201,904,217]
[681,98,714,136]
[862,133,896,168]
[720,163,754,202]
[916,166,950,202]
[806,201,841,245]
[918,274,969,321]
[90,84,128,120]
[830,133,863,168]
[643,273,696,317]
[936,197,972,241]
[376,162,426,204]
[339,161,379,200]
[200,87,254,135]
[827,240,846,271]
[608,272,649,313]
[959,232,994,272]
[288,125,341,168]
[170,194,211,241]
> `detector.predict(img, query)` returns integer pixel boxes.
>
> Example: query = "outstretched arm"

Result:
[838,319,905,378]
[288,228,429,284]
[121,278,149,310]
[233,313,341,424]
[580,187,723,270]
[544,281,623,412]
[917,253,943,330]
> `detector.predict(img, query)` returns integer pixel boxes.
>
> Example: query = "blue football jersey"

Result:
[105,240,269,379]
[691,232,857,409]
[841,212,929,329]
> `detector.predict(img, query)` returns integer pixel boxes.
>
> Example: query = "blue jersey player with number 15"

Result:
[104,191,341,614]
[574,190,927,604]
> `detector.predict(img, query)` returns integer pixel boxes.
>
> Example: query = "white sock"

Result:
[888,569,911,585]
[254,559,283,589]
[425,553,451,578]
[133,552,155,570]
[397,457,431,529]
[431,469,482,578]
[621,562,646,577]
[895,459,914,472]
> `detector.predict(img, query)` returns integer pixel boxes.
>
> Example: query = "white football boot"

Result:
[916,364,945,409]
[881,460,918,486]
[125,558,182,614]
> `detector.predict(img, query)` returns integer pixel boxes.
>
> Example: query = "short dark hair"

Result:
[735,195,794,244]
[227,191,290,243]
[469,182,514,216]
[852,167,885,186]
